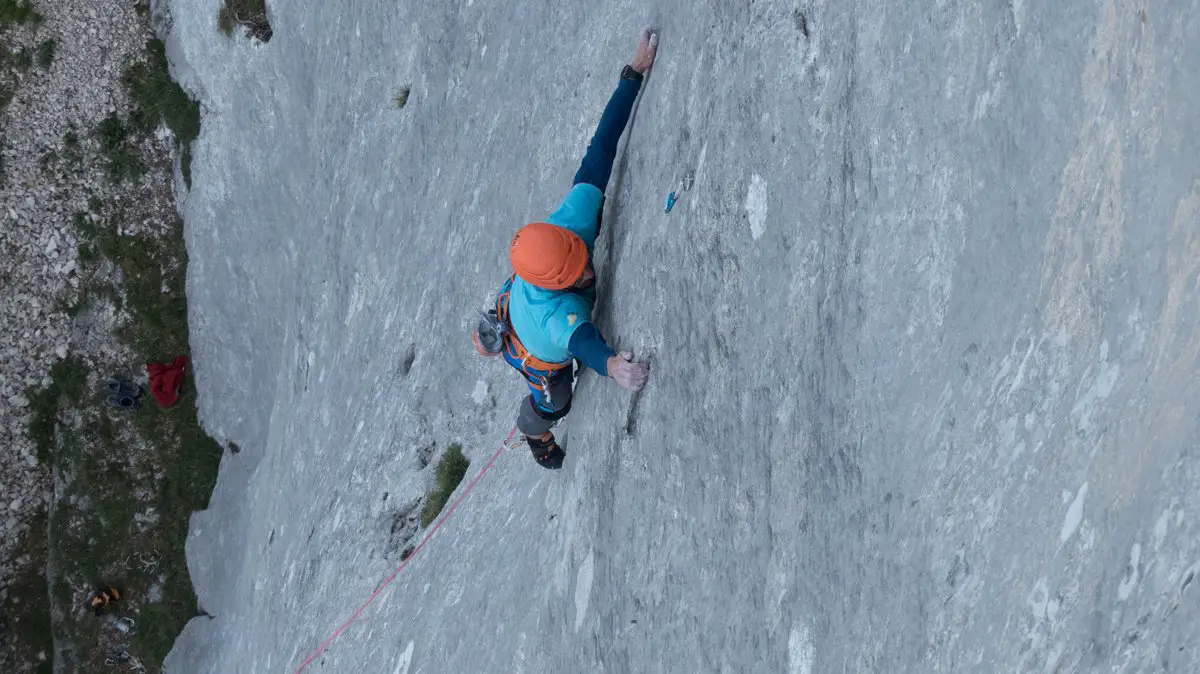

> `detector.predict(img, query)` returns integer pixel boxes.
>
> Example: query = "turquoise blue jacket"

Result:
[505,184,603,364]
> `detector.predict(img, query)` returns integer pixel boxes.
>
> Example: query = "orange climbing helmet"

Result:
[509,222,588,290]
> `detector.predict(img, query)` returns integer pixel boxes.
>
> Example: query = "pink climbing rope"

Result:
[292,425,519,674]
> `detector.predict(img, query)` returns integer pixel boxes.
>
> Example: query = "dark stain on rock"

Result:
[398,344,417,376]
[793,9,810,38]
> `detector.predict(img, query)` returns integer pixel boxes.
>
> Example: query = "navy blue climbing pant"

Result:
[572,77,642,191]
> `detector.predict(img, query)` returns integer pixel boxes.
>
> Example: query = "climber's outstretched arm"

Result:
[571,27,659,193]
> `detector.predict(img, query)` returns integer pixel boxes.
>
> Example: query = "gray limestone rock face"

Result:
[164,1,1200,672]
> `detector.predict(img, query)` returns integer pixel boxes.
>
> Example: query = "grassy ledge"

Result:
[420,445,471,527]
[0,0,43,28]
[121,38,201,188]
[217,0,272,42]
[45,205,222,674]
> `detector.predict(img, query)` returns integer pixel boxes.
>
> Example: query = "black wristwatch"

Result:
[620,64,644,83]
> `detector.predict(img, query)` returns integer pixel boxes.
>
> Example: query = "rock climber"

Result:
[472,27,657,469]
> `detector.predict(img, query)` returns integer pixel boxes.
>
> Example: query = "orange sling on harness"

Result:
[495,275,572,373]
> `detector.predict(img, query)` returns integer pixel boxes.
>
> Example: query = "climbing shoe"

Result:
[106,394,139,410]
[527,433,565,470]
[105,378,143,399]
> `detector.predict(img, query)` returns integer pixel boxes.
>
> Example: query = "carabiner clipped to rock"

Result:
[664,170,695,214]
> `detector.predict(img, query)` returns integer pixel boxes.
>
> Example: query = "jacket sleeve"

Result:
[567,322,616,376]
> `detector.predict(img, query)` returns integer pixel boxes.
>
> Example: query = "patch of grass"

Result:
[420,444,471,527]
[101,215,220,665]
[70,210,94,236]
[132,407,222,661]
[217,6,237,37]
[45,424,139,668]
[180,143,193,189]
[97,115,128,153]
[38,149,56,175]
[15,32,226,674]
[70,211,128,313]
[0,82,15,110]
[0,0,43,27]
[217,0,271,42]
[95,114,145,182]
[51,288,81,316]
[220,0,267,22]
[25,355,88,464]
[36,38,54,67]
[95,409,117,445]
[393,85,411,109]
[43,207,223,671]
[0,509,53,674]
[61,282,118,319]
[74,235,96,265]
[122,39,200,146]
[110,217,190,360]
[121,39,201,188]
[37,137,82,177]
[12,45,34,71]
[60,129,83,166]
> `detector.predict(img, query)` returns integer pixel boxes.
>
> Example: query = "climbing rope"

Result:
[292,425,519,674]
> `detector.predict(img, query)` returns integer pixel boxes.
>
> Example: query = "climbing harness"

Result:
[495,275,574,407]
[292,425,519,674]
[495,275,573,375]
